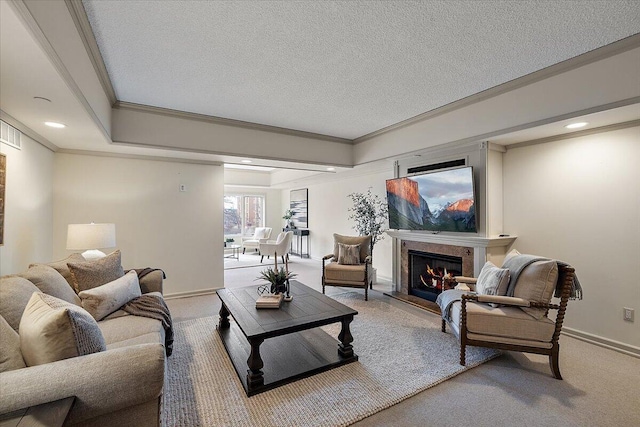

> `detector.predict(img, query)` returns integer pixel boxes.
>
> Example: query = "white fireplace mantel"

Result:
[387,230,517,284]
[386,230,517,248]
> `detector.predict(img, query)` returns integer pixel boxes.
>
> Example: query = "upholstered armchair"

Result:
[322,234,373,301]
[259,231,293,264]
[438,253,579,379]
[241,227,272,254]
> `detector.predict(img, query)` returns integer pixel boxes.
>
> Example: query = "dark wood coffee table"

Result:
[216,280,358,396]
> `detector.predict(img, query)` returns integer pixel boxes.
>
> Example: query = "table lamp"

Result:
[66,223,116,260]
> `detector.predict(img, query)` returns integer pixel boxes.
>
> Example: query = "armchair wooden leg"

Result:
[460,343,466,366]
[260,256,264,263]
[281,256,285,264]
[243,248,246,254]
[322,284,325,294]
[364,286,368,301]
[550,344,563,380]
[441,319,446,332]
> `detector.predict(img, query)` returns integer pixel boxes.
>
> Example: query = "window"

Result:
[224,194,265,236]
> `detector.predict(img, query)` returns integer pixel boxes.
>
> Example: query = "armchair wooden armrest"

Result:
[322,254,335,261]
[474,294,530,307]
[454,276,477,284]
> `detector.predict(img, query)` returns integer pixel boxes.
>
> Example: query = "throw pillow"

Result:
[30,253,85,289]
[475,261,510,296]
[19,293,106,366]
[79,270,142,321]
[67,250,125,293]
[0,314,26,372]
[333,234,370,263]
[502,248,521,267]
[0,276,41,332]
[337,243,361,265]
[514,259,558,320]
[20,264,81,306]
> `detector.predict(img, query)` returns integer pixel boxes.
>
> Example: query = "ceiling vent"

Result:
[0,121,22,150]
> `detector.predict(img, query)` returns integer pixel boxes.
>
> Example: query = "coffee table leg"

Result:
[338,315,354,358]
[247,338,265,390]
[218,303,230,329]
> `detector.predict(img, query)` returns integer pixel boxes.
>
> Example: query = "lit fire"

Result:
[420,264,455,291]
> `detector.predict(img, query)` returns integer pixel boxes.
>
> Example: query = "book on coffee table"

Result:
[256,293,283,309]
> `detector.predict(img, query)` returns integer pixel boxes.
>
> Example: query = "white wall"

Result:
[503,125,640,349]
[53,153,224,296]
[0,135,54,274]
[281,167,395,280]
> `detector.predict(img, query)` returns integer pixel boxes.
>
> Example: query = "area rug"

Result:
[223,252,266,270]
[162,292,499,426]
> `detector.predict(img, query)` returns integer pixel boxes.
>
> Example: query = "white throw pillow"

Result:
[79,270,142,321]
[475,261,510,296]
[19,293,106,366]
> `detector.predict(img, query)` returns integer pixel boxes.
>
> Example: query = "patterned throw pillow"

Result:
[30,253,85,289]
[79,271,142,321]
[475,261,510,296]
[67,250,125,293]
[19,293,106,366]
[338,243,361,265]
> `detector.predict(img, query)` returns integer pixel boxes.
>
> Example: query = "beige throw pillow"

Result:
[20,264,81,306]
[0,315,26,372]
[79,270,142,321]
[475,261,510,296]
[338,243,361,265]
[67,250,125,293]
[19,293,106,366]
[513,260,559,319]
[30,253,85,289]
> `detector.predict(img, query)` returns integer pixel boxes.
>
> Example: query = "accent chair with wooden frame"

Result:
[322,234,373,301]
[441,261,576,380]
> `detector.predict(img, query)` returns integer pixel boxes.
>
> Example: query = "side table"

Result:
[0,397,75,427]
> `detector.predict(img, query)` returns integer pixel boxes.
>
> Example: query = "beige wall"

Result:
[0,135,54,274]
[281,167,395,280]
[503,125,640,349]
[53,153,224,296]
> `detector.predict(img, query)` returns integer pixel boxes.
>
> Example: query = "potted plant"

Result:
[224,237,234,247]
[347,188,389,283]
[257,266,297,296]
[282,209,295,229]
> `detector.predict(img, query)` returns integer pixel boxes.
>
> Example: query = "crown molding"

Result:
[65,0,117,105]
[10,0,112,143]
[353,33,640,144]
[114,101,354,145]
[56,148,224,166]
[505,118,640,151]
[0,110,58,152]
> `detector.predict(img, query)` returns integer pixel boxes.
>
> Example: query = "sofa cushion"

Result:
[333,234,371,262]
[338,243,361,265]
[0,276,41,332]
[68,250,125,293]
[475,261,510,296]
[30,253,85,289]
[0,314,26,372]
[20,264,81,306]
[450,300,555,343]
[514,260,558,319]
[98,311,165,346]
[19,293,106,366]
[79,271,142,321]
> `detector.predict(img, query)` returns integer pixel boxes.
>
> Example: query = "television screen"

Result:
[386,166,477,233]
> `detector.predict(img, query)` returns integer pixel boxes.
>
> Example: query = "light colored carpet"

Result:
[162,292,499,427]
[223,252,268,270]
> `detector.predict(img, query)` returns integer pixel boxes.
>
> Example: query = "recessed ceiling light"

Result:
[565,122,588,129]
[241,159,252,163]
[44,121,66,128]
[326,167,336,171]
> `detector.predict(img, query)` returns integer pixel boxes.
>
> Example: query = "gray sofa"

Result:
[0,255,167,427]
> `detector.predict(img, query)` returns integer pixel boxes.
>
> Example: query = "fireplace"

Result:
[408,250,462,302]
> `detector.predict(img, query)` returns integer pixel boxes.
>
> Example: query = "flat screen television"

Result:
[386,166,477,233]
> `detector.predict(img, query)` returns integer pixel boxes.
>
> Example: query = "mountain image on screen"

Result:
[386,167,477,232]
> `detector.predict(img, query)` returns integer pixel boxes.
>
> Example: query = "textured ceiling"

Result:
[83,1,640,139]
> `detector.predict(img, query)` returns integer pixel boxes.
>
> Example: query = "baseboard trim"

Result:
[164,287,221,300]
[562,327,640,358]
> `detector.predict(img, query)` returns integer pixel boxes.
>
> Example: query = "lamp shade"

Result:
[66,223,116,250]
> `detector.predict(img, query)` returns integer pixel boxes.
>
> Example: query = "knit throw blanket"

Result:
[123,294,174,356]
[436,289,472,322]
